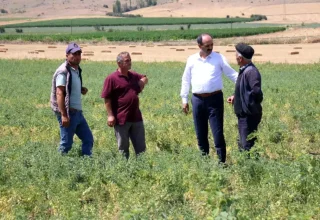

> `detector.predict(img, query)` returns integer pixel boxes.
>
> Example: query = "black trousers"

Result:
[237,114,262,151]
[191,92,226,162]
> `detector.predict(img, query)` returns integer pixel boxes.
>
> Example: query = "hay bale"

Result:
[101,50,112,53]
[146,45,154,47]
[188,48,198,50]
[254,53,262,56]
[0,50,6,53]
[48,46,57,48]
[28,51,39,54]
[293,47,302,49]
[83,51,94,54]
[35,50,45,52]
[311,39,320,43]
[108,46,116,49]
[176,49,185,51]
[83,53,94,56]
[131,52,142,55]
[129,45,136,48]
[214,51,220,53]
[0,44,4,47]
[290,51,299,55]
[226,50,236,52]
[227,44,234,47]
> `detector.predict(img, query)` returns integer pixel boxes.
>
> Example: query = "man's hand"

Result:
[61,115,70,127]
[107,115,116,127]
[138,80,145,91]
[139,77,148,91]
[81,87,88,95]
[182,103,189,115]
[227,95,234,104]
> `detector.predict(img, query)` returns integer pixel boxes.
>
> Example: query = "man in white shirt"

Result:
[180,33,238,163]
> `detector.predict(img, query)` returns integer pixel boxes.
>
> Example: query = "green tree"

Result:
[113,0,122,13]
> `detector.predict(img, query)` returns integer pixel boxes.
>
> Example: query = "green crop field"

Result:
[0,27,285,42]
[0,59,319,219]
[1,23,285,35]
[3,17,254,28]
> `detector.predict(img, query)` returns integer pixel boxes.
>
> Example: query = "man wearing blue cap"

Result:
[50,42,94,156]
[227,43,263,152]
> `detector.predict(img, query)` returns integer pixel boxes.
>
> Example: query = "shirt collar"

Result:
[198,52,212,60]
[239,62,252,72]
[116,70,132,78]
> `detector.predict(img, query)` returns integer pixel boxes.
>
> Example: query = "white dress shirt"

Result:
[180,52,238,104]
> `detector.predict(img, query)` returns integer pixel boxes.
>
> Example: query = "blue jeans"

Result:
[56,111,93,156]
[191,92,226,162]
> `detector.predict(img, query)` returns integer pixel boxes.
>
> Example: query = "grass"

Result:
[3,17,255,28]
[0,59,320,218]
[0,27,286,42]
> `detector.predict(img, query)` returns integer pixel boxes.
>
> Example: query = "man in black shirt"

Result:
[227,43,263,151]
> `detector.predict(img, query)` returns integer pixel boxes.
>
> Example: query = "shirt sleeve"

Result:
[56,73,66,87]
[180,57,192,104]
[131,71,146,80]
[220,54,238,83]
[101,76,113,99]
[247,69,263,102]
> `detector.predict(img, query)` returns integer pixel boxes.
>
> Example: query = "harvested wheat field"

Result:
[0,42,319,63]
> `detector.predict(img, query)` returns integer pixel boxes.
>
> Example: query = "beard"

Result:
[202,48,212,55]
[70,59,80,66]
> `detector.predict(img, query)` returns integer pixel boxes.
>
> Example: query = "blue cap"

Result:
[66,42,82,54]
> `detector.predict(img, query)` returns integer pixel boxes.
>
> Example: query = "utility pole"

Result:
[283,0,286,21]
[71,19,73,35]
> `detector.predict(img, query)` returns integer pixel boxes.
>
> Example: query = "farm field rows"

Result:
[0,27,286,42]
[3,17,255,28]
[0,43,319,63]
[1,23,285,34]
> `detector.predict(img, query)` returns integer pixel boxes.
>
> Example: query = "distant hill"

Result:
[0,0,319,23]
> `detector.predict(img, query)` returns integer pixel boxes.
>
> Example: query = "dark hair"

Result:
[196,33,213,45]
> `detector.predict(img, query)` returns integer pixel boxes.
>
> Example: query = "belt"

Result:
[69,108,82,112]
[193,90,222,98]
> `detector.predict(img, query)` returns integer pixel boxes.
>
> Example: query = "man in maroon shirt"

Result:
[101,52,148,158]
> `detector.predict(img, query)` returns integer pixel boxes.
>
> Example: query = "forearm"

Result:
[104,98,114,116]
[57,93,67,117]
[180,68,191,104]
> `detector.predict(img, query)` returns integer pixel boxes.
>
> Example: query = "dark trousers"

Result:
[191,92,226,162]
[237,114,262,151]
[114,121,146,159]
